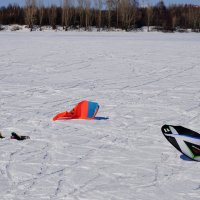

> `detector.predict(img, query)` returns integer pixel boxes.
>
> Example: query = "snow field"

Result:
[0,31,200,199]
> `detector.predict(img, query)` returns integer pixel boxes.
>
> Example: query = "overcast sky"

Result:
[0,0,199,7]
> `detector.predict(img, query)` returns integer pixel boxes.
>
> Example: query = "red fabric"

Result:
[53,100,90,121]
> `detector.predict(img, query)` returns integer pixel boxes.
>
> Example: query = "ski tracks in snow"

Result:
[1,32,200,200]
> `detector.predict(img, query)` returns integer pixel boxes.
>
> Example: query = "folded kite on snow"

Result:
[53,100,99,121]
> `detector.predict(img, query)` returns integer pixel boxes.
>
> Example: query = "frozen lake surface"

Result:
[0,31,200,200]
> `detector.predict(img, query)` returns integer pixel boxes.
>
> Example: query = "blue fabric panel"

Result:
[87,102,99,118]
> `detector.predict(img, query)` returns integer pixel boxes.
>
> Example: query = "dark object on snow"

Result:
[161,125,200,161]
[0,132,5,139]
[11,132,30,140]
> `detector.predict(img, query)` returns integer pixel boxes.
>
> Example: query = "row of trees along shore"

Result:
[0,0,200,32]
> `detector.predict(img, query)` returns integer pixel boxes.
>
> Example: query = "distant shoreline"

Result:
[1,25,199,34]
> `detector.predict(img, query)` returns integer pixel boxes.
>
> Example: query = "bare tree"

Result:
[190,6,200,31]
[146,1,152,32]
[106,0,114,29]
[119,0,137,31]
[84,0,91,30]
[95,0,103,31]
[37,0,44,30]
[114,0,120,28]
[131,0,138,29]
[170,6,177,30]
[62,0,71,30]
[48,5,57,30]
[77,0,84,28]
[25,0,36,31]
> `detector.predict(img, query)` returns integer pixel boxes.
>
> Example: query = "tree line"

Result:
[0,0,200,32]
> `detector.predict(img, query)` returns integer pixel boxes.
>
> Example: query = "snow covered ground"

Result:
[0,31,200,200]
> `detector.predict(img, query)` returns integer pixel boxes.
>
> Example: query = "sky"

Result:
[0,0,199,7]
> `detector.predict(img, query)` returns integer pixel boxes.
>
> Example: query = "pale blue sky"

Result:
[0,0,199,7]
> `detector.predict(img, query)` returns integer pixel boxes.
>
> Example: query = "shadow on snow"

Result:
[180,154,194,162]
[94,117,109,120]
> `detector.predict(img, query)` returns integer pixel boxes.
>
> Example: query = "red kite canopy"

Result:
[53,100,99,121]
